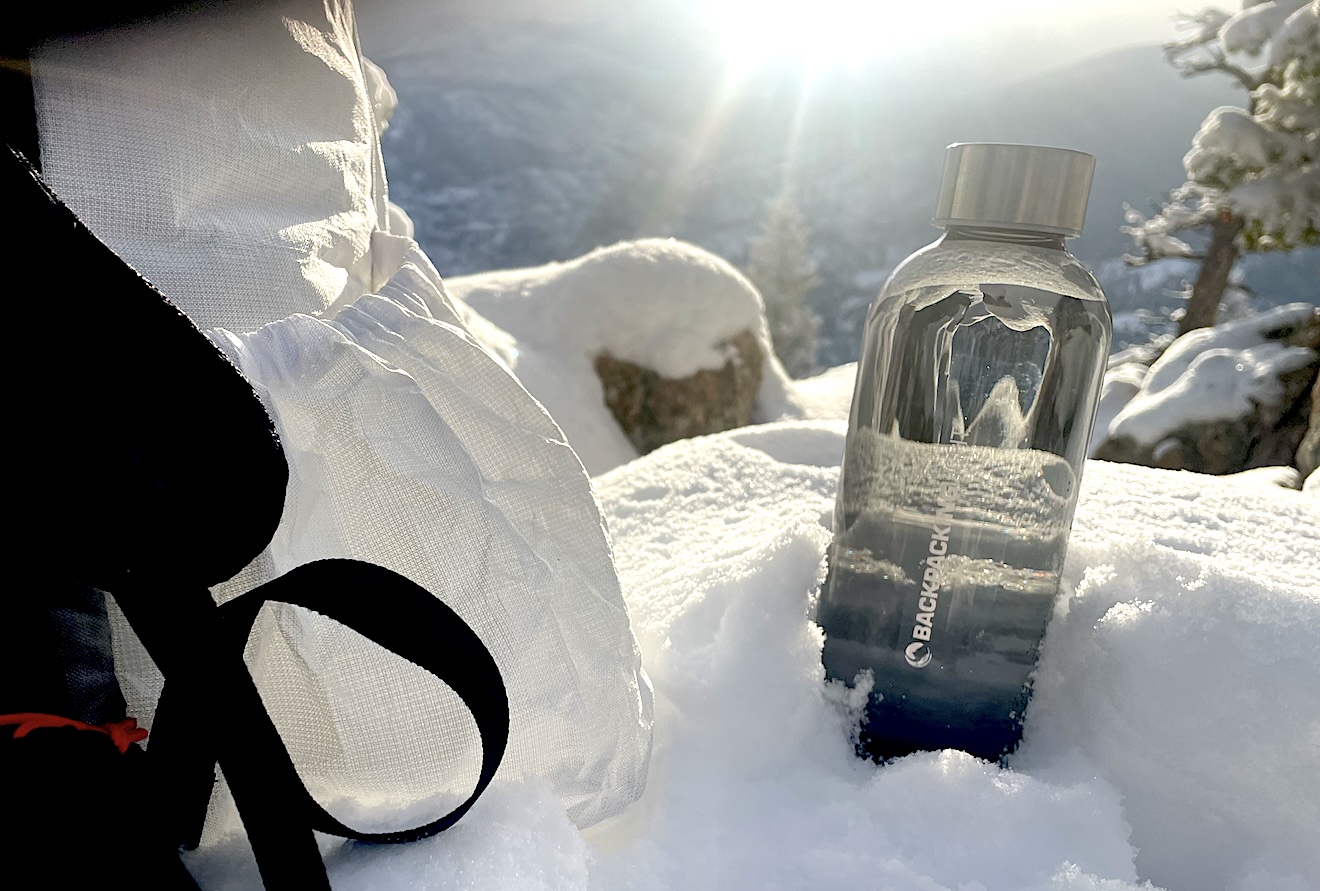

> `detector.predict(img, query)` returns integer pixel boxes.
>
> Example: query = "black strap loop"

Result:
[220,559,511,842]
[120,559,509,890]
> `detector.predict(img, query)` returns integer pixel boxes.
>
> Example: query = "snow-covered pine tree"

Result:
[745,189,821,378]
[1124,1,1318,335]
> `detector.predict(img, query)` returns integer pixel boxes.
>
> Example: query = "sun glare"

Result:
[706,0,1059,71]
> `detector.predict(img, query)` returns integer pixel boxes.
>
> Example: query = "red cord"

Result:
[0,713,149,754]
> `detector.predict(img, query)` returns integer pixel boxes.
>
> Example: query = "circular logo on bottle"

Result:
[904,641,932,669]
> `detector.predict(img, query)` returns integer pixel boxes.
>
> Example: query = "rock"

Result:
[1093,306,1319,476]
[595,330,763,455]
[1247,343,1319,471]
[1297,375,1320,481]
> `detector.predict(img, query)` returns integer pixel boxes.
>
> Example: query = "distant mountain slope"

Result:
[942,45,1239,263]
[364,14,1315,364]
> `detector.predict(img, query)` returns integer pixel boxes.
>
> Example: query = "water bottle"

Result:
[818,143,1112,762]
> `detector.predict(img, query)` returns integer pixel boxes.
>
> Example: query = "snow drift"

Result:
[190,417,1319,891]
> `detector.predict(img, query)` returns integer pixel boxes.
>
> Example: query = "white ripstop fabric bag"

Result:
[32,0,652,832]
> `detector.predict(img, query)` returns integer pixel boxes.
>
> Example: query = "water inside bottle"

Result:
[818,281,1109,761]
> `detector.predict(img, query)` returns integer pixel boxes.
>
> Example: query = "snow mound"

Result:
[1021,457,1320,890]
[1104,302,1317,447]
[445,238,798,474]
[189,421,1318,890]
[593,424,1319,891]
[589,425,1141,891]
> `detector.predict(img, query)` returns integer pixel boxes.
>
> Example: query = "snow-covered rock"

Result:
[595,329,765,456]
[1090,362,1150,459]
[1093,303,1319,474]
[445,238,798,474]
[1299,373,1320,479]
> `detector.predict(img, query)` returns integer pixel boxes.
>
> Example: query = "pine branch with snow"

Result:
[1126,1,1319,335]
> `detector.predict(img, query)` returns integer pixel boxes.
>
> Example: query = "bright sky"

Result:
[694,0,1201,73]
[366,1,1205,81]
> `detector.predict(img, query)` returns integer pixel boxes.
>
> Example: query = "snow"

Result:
[41,4,1319,888]
[188,415,1319,891]
[1268,2,1320,69]
[1089,362,1149,458]
[444,238,798,474]
[1170,8,1234,50]
[1102,302,1318,447]
[785,362,857,421]
[1184,106,1273,182]
[1135,1,1317,260]
[149,228,1317,891]
[185,253,1312,888]
[1218,1,1307,57]
[447,238,772,381]
[1141,232,1197,259]
[1225,167,1320,249]
[1121,198,1216,265]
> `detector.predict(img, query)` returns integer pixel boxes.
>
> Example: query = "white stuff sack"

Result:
[32,0,652,832]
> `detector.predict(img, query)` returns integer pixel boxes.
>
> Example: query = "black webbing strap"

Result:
[118,560,509,890]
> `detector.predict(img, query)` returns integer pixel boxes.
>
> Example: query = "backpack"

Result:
[2,145,509,889]
[5,6,653,881]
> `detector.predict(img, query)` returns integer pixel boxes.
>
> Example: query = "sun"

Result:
[709,0,888,70]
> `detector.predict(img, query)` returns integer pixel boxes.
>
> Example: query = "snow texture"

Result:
[1170,8,1234,50]
[1089,362,1148,458]
[1184,106,1273,181]
[188,414,1319,891]
[1102,302,1317,446]
[1268,1,1320,69]
[789,362,858,421]
[445,238,798,474]
[1218,1,1307,57]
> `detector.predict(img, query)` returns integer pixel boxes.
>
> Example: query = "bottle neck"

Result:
[942,225,1068,251]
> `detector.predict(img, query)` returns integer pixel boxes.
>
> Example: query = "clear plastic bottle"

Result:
[818,144,1112,762]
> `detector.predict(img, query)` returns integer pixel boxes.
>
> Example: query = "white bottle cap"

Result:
[934,143,1095,237]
